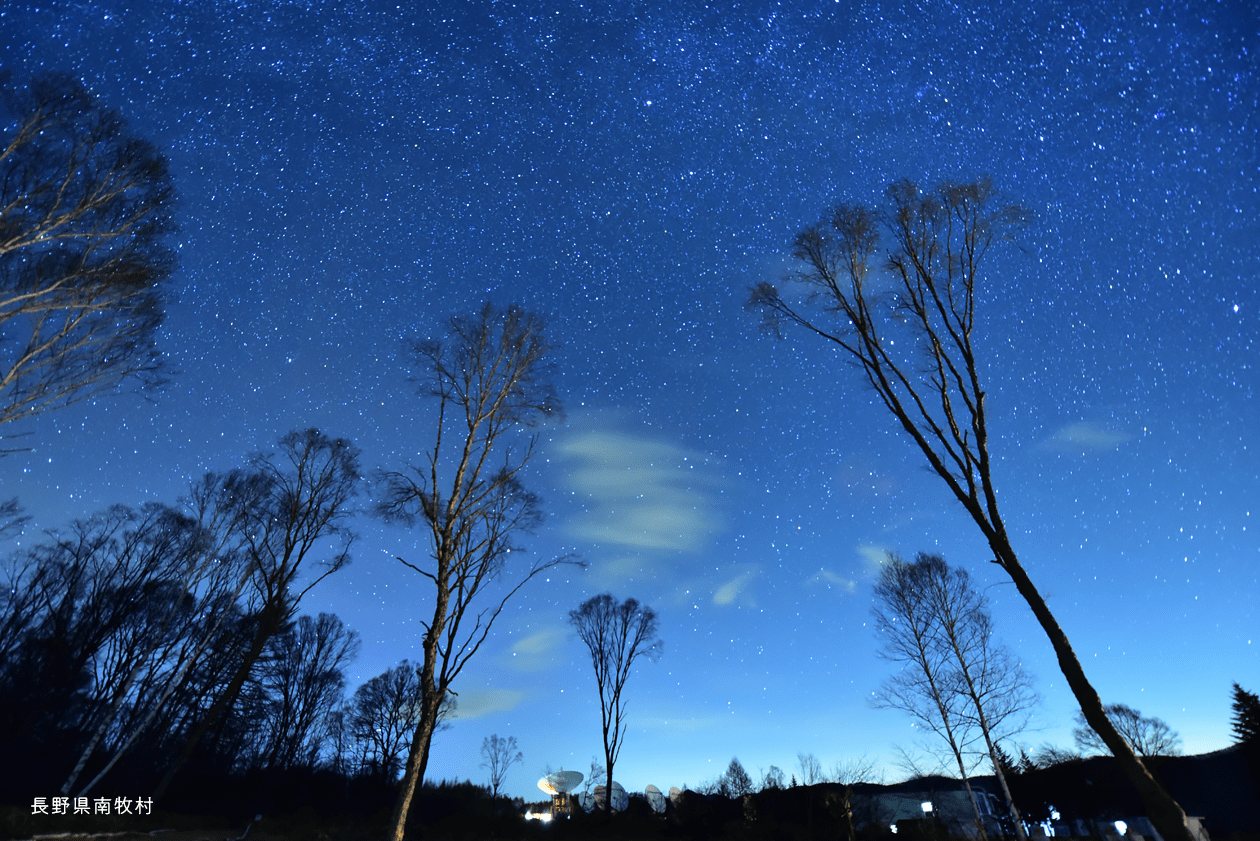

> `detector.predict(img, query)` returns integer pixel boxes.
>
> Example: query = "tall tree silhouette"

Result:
[155,429,360,796]
[748,177,1199,841]
[480,734,523,798]
[568,593,661,818]
[380,303,574,841]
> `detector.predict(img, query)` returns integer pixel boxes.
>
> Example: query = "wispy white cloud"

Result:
[806,568,858,593]
[1041,421,1132,451]
[713,566,760,606]
[856,545,890,575]
[555,423,723,553]
[504,627,566,672]
[450,687,526,720]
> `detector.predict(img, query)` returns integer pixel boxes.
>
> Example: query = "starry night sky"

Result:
[2,0,1258,802]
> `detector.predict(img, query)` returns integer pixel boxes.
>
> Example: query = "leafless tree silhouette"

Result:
[872,553,990,840]
[380,303,575,841]
[480,734,523,797]
[1073,703,1182,758]
[569,593,661,818]
[748,177,1200,841]
[875,552,1036,840]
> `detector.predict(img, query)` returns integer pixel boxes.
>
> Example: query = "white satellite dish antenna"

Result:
[538,770,584,816]
[645,784,666,813]
[669,786,683,807]
[537,769,583,795]
[593,782,628,812]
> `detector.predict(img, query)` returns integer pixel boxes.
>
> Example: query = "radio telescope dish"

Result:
[537,769,583,796]
[593,782,628,812]
[645,784,666,813]
[552,770,583,794]
[669,786,683,807]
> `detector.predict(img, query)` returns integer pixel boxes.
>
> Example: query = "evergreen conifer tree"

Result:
[1231,683,1260,744]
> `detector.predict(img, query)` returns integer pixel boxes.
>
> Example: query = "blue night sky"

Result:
[2,0,1257,802]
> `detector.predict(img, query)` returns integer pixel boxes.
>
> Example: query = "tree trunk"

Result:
[604,745,615,820]
[982,732,1027,841]
[950,749,989,841]
[153,604,284,798]
[61,657,144,795]
[387,686,443,841]
[387,582,448,841]
[993,539,1200,841]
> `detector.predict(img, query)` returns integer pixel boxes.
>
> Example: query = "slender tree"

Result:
[796,752,825,786]
[380,303,575,841]
[480,734,523,798]
[872,553,989,840]
[74,470,270,796]
[913,553,1036,841]
[568,593,661,818]
[345,661,445,780]
[0,72,175,434]
[748,177,1199,841]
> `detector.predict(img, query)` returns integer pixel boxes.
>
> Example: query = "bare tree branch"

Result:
[0,72,176,434]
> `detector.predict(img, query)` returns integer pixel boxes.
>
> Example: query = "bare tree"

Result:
[872,553,989,840]
[0,503,196,789]
[1073,703,1182,758]
[73,469,270,795]
[155,428,360,796]
[380,303,574,841]
[256,612,360,770]
[480,734,523,797]
[761,765,786,791]
[719,757,754,798]
[748,177,1200,841]
[908,553,1037,841]
[1032,743,1083,767]
[0,72,175,433]
[345,661,454,780]
[568,593,661,818]
[796,752,825,786]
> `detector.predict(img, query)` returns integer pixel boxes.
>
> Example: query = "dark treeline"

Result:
[0,428,443,814]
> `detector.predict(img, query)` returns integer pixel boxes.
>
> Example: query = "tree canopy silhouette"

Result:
[0,72,175,434]
[1072,703,1182,758]
[1232,683,1260,745]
